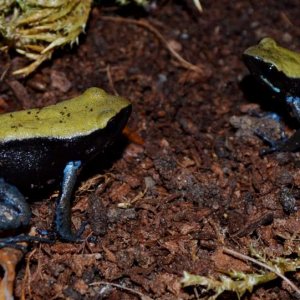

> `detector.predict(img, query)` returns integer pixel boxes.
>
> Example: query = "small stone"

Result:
[50,70,71,92]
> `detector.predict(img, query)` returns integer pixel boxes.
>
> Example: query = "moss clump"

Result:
[182,249,300,299]
[0,0,92,76]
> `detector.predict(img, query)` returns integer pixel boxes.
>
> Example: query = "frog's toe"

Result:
[57,221,87,243]
[259,146,279,156]
[254,129,288,155]
[58,232,83,243]
[255,129,277,147]
[0,234,54,251]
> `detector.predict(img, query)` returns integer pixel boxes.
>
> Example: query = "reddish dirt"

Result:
[1,1,300,299]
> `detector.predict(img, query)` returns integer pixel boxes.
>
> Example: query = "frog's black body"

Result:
[0,106,130,190]
[0,89,131,247]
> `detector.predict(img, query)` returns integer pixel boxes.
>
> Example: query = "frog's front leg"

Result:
[0,179,31,231]
[286,95,300,123]
[255,108,300,155]
[55,161,82,241]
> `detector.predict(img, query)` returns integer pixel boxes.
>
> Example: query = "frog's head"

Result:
[79,88,132,140]
[82,87,131,130]
[243,38,300,95]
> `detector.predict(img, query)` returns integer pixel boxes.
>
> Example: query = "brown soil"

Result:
[1,1,300,299]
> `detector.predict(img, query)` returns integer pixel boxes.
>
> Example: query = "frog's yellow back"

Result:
[0,88,131,142]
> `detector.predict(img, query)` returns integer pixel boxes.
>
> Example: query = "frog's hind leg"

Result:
[55,161,82,242]
[0,179,31,231]
[0,179,53,250]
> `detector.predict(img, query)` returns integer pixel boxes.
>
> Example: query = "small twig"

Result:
[0,66,9,82]
[106,64,118,95]
[118,186,148,208]
[193,0,203,12]
[101,16,203,74]
[223,247,300,296]
[21,248,36,300]
[90,281,153,300]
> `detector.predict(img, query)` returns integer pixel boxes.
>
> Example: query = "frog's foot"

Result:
[255,130,287,155]
[55,161,84,242]
[259,145,282,156]
[255,127,300,155]
[0,234,54,251]
[41,221,87,243]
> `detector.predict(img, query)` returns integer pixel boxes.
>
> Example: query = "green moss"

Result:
[0,0,92,76]
[182,248,300,299]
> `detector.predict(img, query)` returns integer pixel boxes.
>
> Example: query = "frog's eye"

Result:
[83,87,107,100]
[260,38,277,48]
[96,109,115,128]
